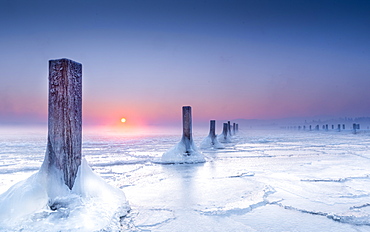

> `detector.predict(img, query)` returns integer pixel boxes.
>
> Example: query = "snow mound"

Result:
[218,133,232,143]
[160,138,205,164]
[0,159,130,231]
[200,134,225,149]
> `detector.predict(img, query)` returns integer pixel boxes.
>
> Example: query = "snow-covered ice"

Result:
[1,127,370,231]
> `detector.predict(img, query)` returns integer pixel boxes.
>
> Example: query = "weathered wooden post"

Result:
[47,58,82,190]
[233,123,236,134]
[236,124,239,132]
[209,120,216,143]
[181,106,192,155]
[325,124,328,131]
[228,121,232,136]
[162,106,205,163]
[222,123,228,139]
[338,124,341,132]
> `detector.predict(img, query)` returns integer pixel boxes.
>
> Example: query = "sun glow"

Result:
[120,118,126,123]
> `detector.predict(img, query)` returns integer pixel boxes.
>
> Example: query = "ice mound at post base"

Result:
[161,138,206,164]
[200,135,225,149]
[0,158,130,231]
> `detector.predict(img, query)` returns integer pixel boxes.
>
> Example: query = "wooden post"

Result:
[209,120,216,141]
[338,124,341,132]
[222,123,228,139]
[47,58,82,190]
[182,106,192,155]
[236,124,239,132]
[228,121,232,136]
[233,123,236,134]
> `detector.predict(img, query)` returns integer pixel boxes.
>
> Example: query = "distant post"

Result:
[209,120,216,142]
[236,124,239,132]
[182,106,192,154]
[233,123,236,134]
[228,121,232,136]
[47,58,82,190]
[222,123,228,139]
[337,124,341,132]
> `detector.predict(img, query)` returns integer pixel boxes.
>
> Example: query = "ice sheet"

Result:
[1,128,370,231]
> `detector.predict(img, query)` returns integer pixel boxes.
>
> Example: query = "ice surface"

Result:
[2,128,370,231]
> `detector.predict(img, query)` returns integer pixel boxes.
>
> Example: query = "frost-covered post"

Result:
[223,123,228,138]
[228,121,232,136]
[162,106,205,163]
[47,58,82,190]
[182,106,192,155]
[209,120,216,141]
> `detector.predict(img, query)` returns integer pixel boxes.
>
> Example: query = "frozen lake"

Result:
[1,126,370,231]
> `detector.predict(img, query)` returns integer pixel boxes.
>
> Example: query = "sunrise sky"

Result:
[0,0,369,130]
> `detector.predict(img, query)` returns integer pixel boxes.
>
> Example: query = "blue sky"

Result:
[0,0,369,127]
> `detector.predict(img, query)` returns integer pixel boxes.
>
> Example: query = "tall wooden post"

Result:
[182,106,192,155]
[233,123,236,134]
[47,58,82,190]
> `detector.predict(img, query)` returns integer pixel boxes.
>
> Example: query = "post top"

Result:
[49,58,82,66]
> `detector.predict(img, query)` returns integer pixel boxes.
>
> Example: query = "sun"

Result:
[120,118,127,123]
